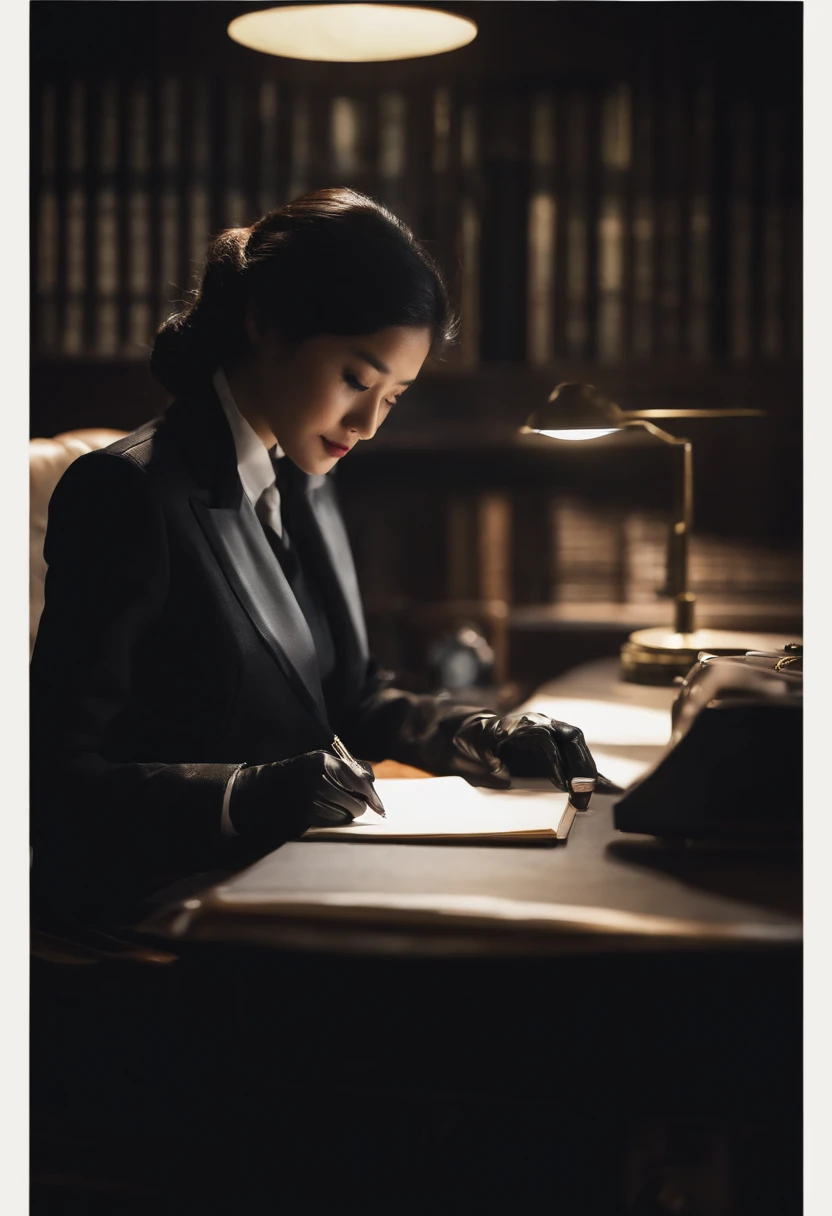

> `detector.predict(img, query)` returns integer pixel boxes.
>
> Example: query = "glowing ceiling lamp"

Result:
[227,4,478,63]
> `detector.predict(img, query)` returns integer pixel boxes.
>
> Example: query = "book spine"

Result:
[563,91,589,358]
[728,100,754,362]
[258,81,279,216]
[186,80,210,297]
[656,70,683,358]
[458,98,482,368]
[527,91,557,367]
[597,82,631,364]
[760,106,785,361]
[35,82,58,352]
[126,81,151,355]
[159,77,182,328]
[688,72,714,360]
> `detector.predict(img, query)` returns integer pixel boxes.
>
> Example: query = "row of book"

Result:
[33,75,801,365]
[343,488,801,612]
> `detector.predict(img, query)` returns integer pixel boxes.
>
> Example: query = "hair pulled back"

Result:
[151,188,457,398]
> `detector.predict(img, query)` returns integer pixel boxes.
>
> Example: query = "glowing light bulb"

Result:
[534,428,619,442]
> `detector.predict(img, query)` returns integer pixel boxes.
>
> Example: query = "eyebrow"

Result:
[350,348,416,386]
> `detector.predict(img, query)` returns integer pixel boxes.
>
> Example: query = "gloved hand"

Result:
[451,711,620,794]
[229,750,384,844]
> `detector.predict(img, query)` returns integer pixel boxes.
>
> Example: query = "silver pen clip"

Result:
[331,735,364,777]
[331,735,386,817]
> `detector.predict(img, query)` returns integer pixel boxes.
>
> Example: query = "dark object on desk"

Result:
[614,647,802,845]
[427,623,495,692]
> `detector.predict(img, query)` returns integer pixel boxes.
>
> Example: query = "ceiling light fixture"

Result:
[227,4,478,63]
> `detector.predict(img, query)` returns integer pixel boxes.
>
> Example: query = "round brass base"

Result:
[620,627,800,686]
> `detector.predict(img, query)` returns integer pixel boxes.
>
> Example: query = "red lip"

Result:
[321,437,350,457]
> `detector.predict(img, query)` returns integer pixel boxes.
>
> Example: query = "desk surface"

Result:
[143,659,801,957]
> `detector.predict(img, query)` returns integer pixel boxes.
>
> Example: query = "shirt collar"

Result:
[212,367,285,508]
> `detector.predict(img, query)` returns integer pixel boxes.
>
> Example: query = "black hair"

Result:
[151,187,458,397]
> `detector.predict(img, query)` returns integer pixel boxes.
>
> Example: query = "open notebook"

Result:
[302,776,576,845]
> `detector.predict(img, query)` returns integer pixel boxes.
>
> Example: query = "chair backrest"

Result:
[30,428,127,657]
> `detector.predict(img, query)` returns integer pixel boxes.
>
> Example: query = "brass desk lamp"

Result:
[523,382,794,684]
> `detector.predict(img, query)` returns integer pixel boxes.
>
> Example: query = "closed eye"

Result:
[345,371,405,408]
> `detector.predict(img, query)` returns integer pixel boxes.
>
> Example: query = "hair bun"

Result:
[204,227,250,282]
[151,225,252,397]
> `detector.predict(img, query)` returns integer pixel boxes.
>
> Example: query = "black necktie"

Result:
[255,461,299,584]
[273,454,296,538]
[257,457,337,683]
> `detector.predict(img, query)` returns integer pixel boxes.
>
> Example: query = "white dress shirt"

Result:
[213,367,285,837]
[213,366,285,530]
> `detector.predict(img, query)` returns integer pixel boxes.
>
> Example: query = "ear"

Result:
[243,302,265,347]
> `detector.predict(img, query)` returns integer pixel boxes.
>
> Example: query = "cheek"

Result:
[272,369,334,432]
[301,380,347,431]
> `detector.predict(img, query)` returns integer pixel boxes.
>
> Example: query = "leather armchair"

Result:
[29,428,177,964]
[30,428,127,659]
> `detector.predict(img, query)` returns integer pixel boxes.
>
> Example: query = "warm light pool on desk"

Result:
[521,697,672,747]
[521,382,798,685]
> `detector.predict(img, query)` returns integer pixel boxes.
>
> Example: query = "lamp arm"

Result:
[623,420,696,634]
[621,417,688,447]
[620,408,765,420]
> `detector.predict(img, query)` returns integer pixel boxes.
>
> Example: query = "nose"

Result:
[344,391,384,441]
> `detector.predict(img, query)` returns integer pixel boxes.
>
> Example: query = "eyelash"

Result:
[344,372,402,407]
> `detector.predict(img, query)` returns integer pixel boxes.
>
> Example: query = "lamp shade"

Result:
[227,4,478,63]
[523,382,625,441]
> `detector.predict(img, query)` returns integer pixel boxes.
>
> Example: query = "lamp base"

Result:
[620,626,801,686]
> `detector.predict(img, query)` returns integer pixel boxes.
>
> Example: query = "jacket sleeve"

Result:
[30,451,240,898]
[338,658,493,776]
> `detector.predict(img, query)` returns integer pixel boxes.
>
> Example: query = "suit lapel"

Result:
[191,495,331,733]
[287,470,369,699]
[305,477,369,657]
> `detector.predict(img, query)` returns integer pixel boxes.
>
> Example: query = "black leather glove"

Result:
[451,711,620,794]
[229,750,384,844]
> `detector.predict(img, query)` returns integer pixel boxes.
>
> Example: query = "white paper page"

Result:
[302,776,569,840]
[518,696,671,747]
[585,749,657,788]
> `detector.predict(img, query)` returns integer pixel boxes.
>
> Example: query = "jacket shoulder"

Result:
[99,416,165,470]
[69,409,197,495]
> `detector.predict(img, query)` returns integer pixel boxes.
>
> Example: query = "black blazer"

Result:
[31,382,480,903]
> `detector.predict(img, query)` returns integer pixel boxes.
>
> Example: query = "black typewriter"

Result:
[613,644,802,845]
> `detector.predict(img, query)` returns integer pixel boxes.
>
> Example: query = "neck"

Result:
[224,363,279,451]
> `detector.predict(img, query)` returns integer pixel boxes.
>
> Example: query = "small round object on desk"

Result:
[620,627,802,686]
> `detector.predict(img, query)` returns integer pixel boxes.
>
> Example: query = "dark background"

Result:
[30,1,803,689]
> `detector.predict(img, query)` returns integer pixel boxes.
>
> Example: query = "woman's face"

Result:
[240,324,433,475]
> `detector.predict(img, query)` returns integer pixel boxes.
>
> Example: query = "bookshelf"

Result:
[31,66,801,372]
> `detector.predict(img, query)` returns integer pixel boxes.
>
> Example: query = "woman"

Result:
[31,188,607,914]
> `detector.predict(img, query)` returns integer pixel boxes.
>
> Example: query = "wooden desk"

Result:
[142,658,800,958]
[36,660,802,1213]
[143,793,800,957]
